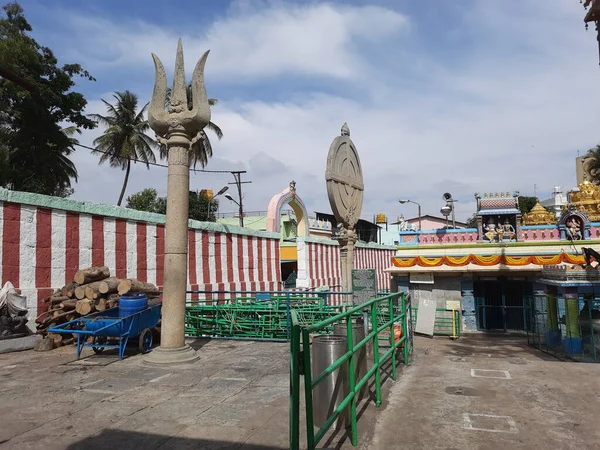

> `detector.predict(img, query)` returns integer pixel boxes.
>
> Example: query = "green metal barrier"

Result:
[185,293,345,341]
[410,307,461,337]
[289,292,408,450]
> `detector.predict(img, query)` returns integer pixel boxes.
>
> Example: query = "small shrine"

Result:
[474,192,521,243]
[567,179,600,222]
[522,201,555,225]
[558,207,591,241]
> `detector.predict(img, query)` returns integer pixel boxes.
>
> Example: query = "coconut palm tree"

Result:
[583,144,600,184]
[90,91,157,206]
[160,84,223,168]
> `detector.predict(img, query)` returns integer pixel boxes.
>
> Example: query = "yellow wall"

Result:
[280,245,298,261]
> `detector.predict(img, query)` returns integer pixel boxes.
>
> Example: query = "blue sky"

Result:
[12,0,600,221]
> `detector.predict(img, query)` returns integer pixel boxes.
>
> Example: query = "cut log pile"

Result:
[35,266,159,344]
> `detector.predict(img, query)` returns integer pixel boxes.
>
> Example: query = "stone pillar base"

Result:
[143,344,199,366]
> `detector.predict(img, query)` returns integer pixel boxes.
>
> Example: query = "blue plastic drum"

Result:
[119,292,149,318]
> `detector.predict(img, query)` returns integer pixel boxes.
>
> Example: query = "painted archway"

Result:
[266,181,310,237]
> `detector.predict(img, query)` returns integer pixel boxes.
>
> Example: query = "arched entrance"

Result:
[266,181,310,237]
[266,181,310,288]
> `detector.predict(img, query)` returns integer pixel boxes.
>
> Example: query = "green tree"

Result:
[125,188,166,214]
[188,190,219,222]
[0,2,96,196]
[517,196,538,215]
[90,91,157,206]
[161,84,223,168]
[466,214,478,228]
[125,188,218,222]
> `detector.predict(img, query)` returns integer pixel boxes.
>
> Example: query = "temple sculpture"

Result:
[523,201,555,226]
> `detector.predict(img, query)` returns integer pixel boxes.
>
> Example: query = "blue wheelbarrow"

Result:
[49,295,161,359]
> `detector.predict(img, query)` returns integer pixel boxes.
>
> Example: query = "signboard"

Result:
[414,285,436,336]
[409,273,434,284]
[352,269,377,305]
[446,300,461,311]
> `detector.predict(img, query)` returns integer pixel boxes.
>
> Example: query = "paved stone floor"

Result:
[0,339,294,449]
[366,333,600,450]
[4,333,597,449]
[0,337,393,450]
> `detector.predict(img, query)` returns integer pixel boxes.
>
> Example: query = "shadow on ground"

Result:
[65,429,285,450]
[441,332,562,362]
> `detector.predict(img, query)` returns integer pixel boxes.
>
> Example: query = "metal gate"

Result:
[475,279,531,331]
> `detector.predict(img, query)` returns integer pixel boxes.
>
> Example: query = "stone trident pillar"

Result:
[326,123,364,298]
[144,40,210,365]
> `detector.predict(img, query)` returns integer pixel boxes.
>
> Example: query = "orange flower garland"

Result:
[391,252,586,268]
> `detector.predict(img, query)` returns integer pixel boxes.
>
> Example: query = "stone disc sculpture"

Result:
[325,123,364,229]
[325,123,364,297]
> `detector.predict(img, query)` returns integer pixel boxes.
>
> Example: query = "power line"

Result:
[74,142,239,174]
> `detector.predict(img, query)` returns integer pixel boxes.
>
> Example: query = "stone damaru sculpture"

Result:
[144,39,210,365]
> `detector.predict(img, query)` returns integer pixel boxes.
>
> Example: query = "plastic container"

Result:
[119,292,149,318]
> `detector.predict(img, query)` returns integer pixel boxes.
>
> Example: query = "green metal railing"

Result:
[410,307,461,337]
[289,292,409,450]
[185,291,347,341]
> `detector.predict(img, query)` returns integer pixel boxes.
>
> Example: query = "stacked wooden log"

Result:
[35,266,159,343]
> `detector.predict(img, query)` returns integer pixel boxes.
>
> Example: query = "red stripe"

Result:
[65,212,80,285]
[215,233,223,283]
[188,230,197,285]
[137,222,147,282]
[36,288,53,317]
[35,208,52,289]
[91,216,104,267]
[156,225,165,287]
[247,237,255,282]
[275,240,281,284]
[115,220,127,279]
[2,204,20,286]
[202,232,210,284]
[237,235,244,282]
[257,238,264,284]
[226,235,234,283]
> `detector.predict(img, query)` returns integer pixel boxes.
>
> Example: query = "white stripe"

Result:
[19,206,37,292]
[208,233,216,283]
[0,203,4,283]
[242,236,250,284]
[51,210,66,288]
[147,224,157,285]
[103,218,116,275]
[252,237,259,283]
[126,221,137,279]
[79,214,92,269]
[231,233,239,283]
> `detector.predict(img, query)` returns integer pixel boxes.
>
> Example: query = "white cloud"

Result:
[41,0,600,223]
[57,2,408,81]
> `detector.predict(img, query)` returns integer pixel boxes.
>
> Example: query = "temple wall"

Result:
[296,237,397,304]
[0,189,281,321]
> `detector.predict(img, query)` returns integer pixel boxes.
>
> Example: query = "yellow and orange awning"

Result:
[392,252,585,268]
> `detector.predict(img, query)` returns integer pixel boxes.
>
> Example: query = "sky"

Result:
[12,0,600,222]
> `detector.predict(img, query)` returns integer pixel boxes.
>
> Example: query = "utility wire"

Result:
[74,142,239,174]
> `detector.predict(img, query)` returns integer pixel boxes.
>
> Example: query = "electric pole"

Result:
[228,171,252,227]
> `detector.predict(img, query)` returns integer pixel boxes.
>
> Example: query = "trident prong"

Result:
[148,38,211,138]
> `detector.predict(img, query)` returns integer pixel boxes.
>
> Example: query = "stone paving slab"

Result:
[0,337,402,449]
[366,334,600,450]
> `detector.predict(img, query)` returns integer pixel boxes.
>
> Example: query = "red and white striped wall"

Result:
[354,246,397,292]
[296,238,396,304]
[0,196,281,322]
